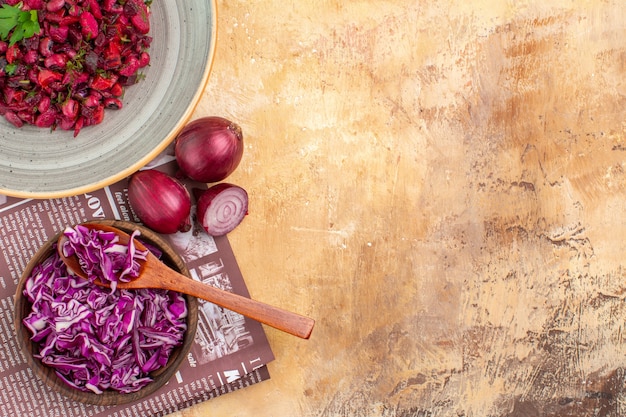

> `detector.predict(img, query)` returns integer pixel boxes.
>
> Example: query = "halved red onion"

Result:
[194,183,248,236]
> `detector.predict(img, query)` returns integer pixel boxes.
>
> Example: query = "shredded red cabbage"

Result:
[59,224,149,292]
[23,226,188,394]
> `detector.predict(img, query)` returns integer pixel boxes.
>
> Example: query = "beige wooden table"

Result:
[175,1,626,415]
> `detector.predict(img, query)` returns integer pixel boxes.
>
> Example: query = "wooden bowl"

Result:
[13,220,198,406]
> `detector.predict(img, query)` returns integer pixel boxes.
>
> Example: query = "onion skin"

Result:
[127,170,192,234]
[194,183,248,236]
[175,116,244,183]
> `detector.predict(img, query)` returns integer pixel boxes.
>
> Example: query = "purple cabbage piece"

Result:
[23,226,188,394]
[59,225,149,292]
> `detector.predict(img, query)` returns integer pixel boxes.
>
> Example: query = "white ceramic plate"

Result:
[0,0,217,198]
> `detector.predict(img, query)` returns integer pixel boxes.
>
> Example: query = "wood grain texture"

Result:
[174,0,626,416]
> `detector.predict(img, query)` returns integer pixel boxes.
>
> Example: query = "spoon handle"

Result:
[143,260,315,339]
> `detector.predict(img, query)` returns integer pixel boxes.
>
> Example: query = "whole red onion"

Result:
[127,170,192,234]
[174,116,244,183]
[194,183,248,236]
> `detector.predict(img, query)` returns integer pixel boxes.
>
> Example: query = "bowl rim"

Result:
[1,0,218,200]
[13,220,199,406]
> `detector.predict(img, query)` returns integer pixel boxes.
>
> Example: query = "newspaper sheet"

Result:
[0,159,274,417]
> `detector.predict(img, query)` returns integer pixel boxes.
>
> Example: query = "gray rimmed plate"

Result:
[0,0,217,198]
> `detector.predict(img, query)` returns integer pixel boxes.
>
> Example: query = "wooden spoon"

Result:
[57,223,314,339]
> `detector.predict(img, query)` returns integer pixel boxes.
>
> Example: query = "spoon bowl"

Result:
[58,222,315,339]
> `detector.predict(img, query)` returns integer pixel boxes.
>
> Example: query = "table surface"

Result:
[173,1,626,416]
